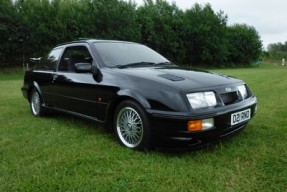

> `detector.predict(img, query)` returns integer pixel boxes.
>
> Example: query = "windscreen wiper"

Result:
[155,61,175,66]
[115,62,156,69]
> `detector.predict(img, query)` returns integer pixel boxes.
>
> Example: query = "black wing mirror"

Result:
[75,63,102,82]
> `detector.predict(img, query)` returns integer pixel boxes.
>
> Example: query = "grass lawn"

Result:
[1,64,286,191]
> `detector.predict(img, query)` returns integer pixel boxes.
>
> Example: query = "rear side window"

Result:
[35,48,63,71]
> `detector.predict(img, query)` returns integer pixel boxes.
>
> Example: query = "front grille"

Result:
[220,91,239,105]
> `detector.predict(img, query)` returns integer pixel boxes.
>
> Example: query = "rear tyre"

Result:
[114,100,152,150]
[30,88,45,116]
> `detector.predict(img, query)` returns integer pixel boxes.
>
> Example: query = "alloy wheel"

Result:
[116,107,144,148]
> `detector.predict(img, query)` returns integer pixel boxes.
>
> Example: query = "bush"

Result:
[0,0,263,67]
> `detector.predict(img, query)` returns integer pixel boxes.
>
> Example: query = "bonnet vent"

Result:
[158,74,185,81]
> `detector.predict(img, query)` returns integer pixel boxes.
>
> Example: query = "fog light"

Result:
[187,118,214,132]
[202,118,214,130]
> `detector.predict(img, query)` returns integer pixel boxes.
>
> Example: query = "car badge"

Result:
[225,88,232,92]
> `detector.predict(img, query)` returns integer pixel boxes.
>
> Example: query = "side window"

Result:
[35,48,62,71]
[58,46,92,72]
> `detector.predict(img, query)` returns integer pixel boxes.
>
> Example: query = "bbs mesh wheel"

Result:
[114,100,152,150]
[30,88,45,116]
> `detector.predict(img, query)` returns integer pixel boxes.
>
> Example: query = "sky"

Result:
[132,0,287,50]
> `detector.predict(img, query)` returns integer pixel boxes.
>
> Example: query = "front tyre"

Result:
[114,100,152,150]
[30,88,45,116]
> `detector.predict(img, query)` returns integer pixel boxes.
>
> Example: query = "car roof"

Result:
[55,39,136,48]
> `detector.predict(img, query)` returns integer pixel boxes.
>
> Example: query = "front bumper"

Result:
[147,96,258,148]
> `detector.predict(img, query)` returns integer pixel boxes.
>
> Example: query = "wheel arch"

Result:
[28,82,43,102]
[104,89,151,132]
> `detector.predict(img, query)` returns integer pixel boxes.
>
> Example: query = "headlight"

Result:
[186,91,217,109]
[238,85,247,99]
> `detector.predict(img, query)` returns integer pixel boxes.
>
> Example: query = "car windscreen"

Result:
[94,42,169,68]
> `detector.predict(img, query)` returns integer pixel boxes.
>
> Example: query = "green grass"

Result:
[1,65,287,191]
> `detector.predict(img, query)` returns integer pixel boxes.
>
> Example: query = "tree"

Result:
[0,0,263,67]
[267,42,287,52]
[181,3,228,66]
[88,0,140,41]
[14,0,61,57]
[0,0,25,65]
[226,24,263,65]
[266,42,287,61]
[137,0,185,63]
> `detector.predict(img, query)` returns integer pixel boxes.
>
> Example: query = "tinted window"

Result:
[94,42,169,67]
[58,46,92,72]
[35,48,62,71]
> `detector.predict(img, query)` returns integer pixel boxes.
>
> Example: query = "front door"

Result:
[49,45,100,119]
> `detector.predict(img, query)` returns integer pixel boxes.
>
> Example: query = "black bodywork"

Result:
[21,39,258,148]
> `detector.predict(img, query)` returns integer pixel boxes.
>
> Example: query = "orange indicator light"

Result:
[187,120,203,132]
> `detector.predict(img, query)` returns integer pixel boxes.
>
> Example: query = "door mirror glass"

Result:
[75,63,92,73]
[30,57,43,63]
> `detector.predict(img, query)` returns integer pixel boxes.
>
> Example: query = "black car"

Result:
[21,39,258,150]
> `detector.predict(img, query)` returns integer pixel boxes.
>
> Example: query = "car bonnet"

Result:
[114,67,243,91]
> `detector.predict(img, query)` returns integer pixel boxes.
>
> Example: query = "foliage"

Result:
[137,0,185,63]
[0,0,27,65]
[266,41,287,61]
[182,3,228,67]
[0,0,263,67]
[88,0,140,41]
[226,24,263,65]
[267,41,287,52]
[15,0,60,56]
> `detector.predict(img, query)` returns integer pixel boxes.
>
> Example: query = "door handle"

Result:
[52,75,58,81]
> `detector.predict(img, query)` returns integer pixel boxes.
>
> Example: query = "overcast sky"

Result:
[132,0,287,49]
